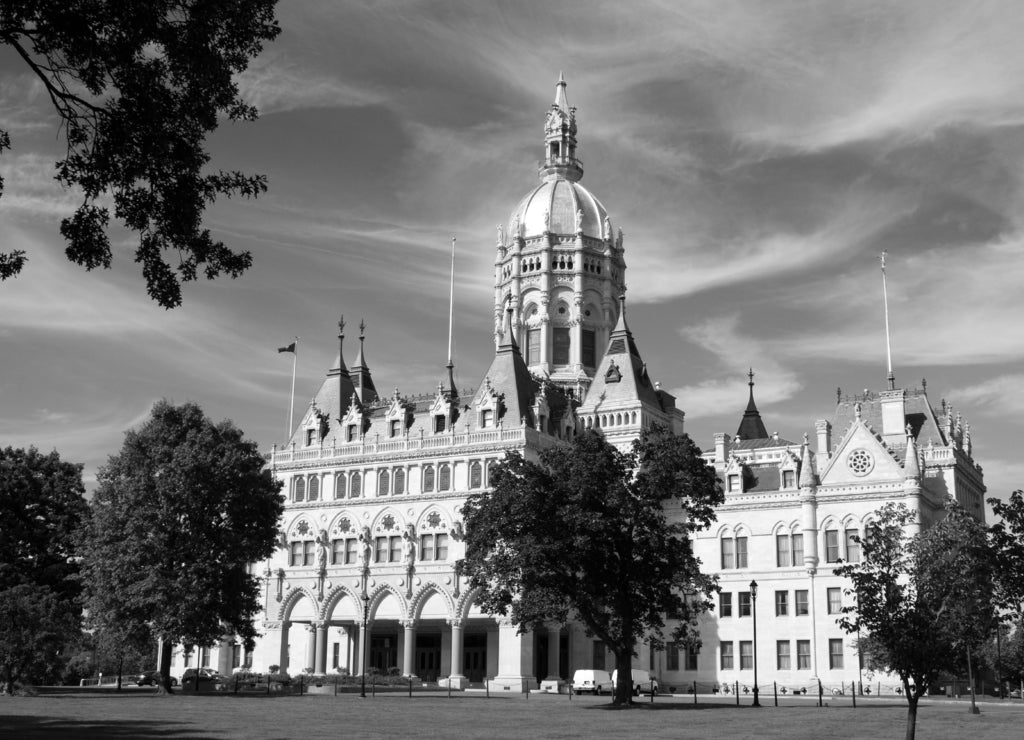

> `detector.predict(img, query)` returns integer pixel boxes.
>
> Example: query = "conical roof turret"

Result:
[736,369,769,440]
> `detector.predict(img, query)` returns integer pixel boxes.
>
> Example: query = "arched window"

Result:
[423,466,435,493]
[393,468,406,495]
[438,464,451,492]
[334,473,346,499]
[308,476,319,501]
[469,461,482,489]
[294,478,305,502]
[350,472,362,498]
[377,470,390,496]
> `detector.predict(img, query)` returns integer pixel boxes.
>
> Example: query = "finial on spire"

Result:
[881,251,895,390]
[359,318,366,339]
[338,315,345,336]
[748,368,755,386]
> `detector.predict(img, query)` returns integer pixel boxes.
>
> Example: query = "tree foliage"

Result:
[0,1,280,307]
[78,401,283,692]
[461,428,723,706]
[835,502,996,740]
[989,490,1024,612]
[0,584,82,693]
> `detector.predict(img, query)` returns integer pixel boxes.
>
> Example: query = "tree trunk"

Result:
[157,640,174,694]
[905,692,918,740]
[116,654,123,691]
[613,650,634,706]
[966,645,980,714]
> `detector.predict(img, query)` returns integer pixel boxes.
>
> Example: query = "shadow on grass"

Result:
[0,715,217,739]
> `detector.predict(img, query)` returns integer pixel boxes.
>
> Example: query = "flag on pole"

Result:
[278,342,296,354]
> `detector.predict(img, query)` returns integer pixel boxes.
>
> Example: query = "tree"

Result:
[0,1,280,308]
[77,401,283,692]
[835,502,997,740]
[0,584,82,693]
[989,490,1024,612]
[461,428,723,706]
[0,446,88,692]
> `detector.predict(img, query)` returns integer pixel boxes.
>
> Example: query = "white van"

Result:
[571,669,612,695]
[611,668,660,696]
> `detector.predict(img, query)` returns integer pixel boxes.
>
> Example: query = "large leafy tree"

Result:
[0,1,280,307]
[0,446,88,692]
[989,490,1024,611]
[78,401,283,692]
[462,428,723,706]
[835,502,996,740]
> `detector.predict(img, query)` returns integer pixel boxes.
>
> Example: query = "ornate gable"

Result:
[818,409,906,486]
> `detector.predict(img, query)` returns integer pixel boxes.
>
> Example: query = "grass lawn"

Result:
[2,689,1022,739]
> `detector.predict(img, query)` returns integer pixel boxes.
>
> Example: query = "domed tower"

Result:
[493,75,626,401]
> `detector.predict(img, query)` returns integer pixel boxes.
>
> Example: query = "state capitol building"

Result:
[168,78,986,693]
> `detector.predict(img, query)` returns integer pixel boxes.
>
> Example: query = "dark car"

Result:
[136,670,178,687]
[180,667,229,691]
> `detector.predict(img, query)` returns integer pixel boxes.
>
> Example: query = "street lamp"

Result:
[360,592,369,698]
[750,580,761,707]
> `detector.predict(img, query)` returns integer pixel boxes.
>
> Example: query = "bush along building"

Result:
[167,78,985,694]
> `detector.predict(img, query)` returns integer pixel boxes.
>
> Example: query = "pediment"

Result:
[818,422,903,486]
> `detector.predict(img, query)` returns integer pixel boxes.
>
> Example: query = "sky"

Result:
[1,1,1022,509]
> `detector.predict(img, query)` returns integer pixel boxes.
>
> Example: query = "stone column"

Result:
[357,621,372,676]
[315,622,328,674]
[305,624,317,673]
[279,622,291,672]
[491,618,535,693]
[401,620,417,678]
[545,625,561,680]
[439,618,467,689]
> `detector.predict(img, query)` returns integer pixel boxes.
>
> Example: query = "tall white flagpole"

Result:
[288,338,298,440]
[448,237,456,366]
[881,252,894,390]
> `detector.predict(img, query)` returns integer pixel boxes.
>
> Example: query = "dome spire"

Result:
[736,368,769,440]
[540,74,582,183]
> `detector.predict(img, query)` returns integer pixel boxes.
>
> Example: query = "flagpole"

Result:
[881,252,894,390]
[288,338,298,440]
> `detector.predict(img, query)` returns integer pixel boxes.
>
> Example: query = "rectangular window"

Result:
[795,590,809,616]
[719,592,733,618]
[347,425,357,442]
[303,540,315,567]
[686,645,699,671]
[232,644,241,668]
[290,541,303,567]
[527,329,541,365]
[845,529,861,563]
[552,327,571,365]
[435,533,449,561]
[666,643,680,671]
[776,534,791,567]
[419,534,434,561]
[331,539,345,565]
[827,587,842,615]
[727,474,740,492]
[305,429,316,446]
[375,537,388,563]
[389,536,402,563]
[720,642,734,670]
[777,641,791,670]
[797,640,811,669]
[581,329,596,368]
[736,536,748,568]
[739,641,753,670]
[480,410,493,428]
[200,647,210,668]
[434,415,446,433]
[721,538,735,569]
[825,529,840,563]
[829,639,844,669]
[332,642,339,670]
[345,538,357,565]
[390,420,401,438]
[775,590,788,616]
[738,592,751,617]
[792,533,804,565]
[783,470,795,488]
[593,641,606,671]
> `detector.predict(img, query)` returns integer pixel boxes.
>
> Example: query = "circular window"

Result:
[584,309,591,317]
[558,306,566,315]
[847,449,874,476]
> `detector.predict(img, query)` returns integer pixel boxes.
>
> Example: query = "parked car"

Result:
[571,669,612,695]
[180,667,229,691]
[611,668,660,696]
[136,670,178,687]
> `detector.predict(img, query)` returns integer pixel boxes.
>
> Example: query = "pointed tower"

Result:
[475,302,542,429]
[494,76,627,400]
[331,315,356,422]
[736,369,769,440]
[903,425,923,536]
[798,434,819,574]
[349,319,378,406]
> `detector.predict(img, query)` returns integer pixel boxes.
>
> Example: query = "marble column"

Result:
[305,624,317,673]
[439,618,467,689]
[545,625,561,680]
[315,622,328,674]
[358,621,372,676]
[491,618,535,693]
[401,620,417,678]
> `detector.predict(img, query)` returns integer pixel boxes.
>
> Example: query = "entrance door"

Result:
[415,633,441,681]
[370,634,397,673]
[464,632,488,683]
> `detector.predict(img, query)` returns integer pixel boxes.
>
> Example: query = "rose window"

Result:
[847,449,874,476]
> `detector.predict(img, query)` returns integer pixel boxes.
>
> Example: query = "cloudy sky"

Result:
[1,1,1022,506]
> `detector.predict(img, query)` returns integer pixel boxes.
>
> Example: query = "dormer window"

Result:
[480,409,493,428]
[305,429,316,446]
[727,474,741,493]
[434,415,446,433]
[390,420,401,438]
[347,424,358,442]
[782,470,795,488]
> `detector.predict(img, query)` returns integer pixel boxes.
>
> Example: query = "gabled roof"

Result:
[831,386,946,447]
[736,369,769,440]
[477,306,541,427]
[581,297,666,412]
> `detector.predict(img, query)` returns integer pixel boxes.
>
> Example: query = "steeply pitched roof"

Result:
[477,306,541,427]
[736,369,769,440]
[582,297,665,411]
[831,385,946,447]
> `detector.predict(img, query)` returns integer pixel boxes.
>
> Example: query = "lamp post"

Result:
[360,592,369,698]
[750,580,761,707]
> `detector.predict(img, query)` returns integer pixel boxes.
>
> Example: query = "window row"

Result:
[291,461,494,502]
[720,588,844,618]
[721,639,845,671]
[288,534,450,567]
[719,528,865,570]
